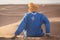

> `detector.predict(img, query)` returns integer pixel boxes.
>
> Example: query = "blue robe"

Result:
[15,12,50,37]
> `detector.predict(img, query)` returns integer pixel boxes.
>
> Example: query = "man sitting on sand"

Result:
[12,3,50,38]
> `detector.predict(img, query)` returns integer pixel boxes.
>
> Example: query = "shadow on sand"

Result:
[0,36,60,40]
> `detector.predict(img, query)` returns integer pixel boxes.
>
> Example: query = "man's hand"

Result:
[11,35,17,39]
[46,33,50,37]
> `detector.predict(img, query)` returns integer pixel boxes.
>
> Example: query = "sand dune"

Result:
[0,21,20,38]
[0,5,60,40]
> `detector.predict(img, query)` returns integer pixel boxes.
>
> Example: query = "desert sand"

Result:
[0,5,60,40]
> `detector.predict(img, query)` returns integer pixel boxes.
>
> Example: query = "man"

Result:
[12,3,50,39]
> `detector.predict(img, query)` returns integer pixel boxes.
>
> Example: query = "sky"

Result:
[0,0,60,4]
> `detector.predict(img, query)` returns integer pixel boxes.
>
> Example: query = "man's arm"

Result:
[12,14,28,39]
[42,15,50,37]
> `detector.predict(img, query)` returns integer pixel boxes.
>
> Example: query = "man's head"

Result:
[28,3,39,12]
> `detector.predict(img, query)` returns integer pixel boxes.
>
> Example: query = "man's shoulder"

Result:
[37,12,44,16]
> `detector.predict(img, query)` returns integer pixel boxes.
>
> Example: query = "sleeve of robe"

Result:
[15,14,28,35]
[42,15,50,33]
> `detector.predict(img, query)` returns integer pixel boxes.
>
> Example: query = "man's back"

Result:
[24,12,44,37]
[15,12,50,37]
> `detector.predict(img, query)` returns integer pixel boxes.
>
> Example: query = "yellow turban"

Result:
[28,3,39,12]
